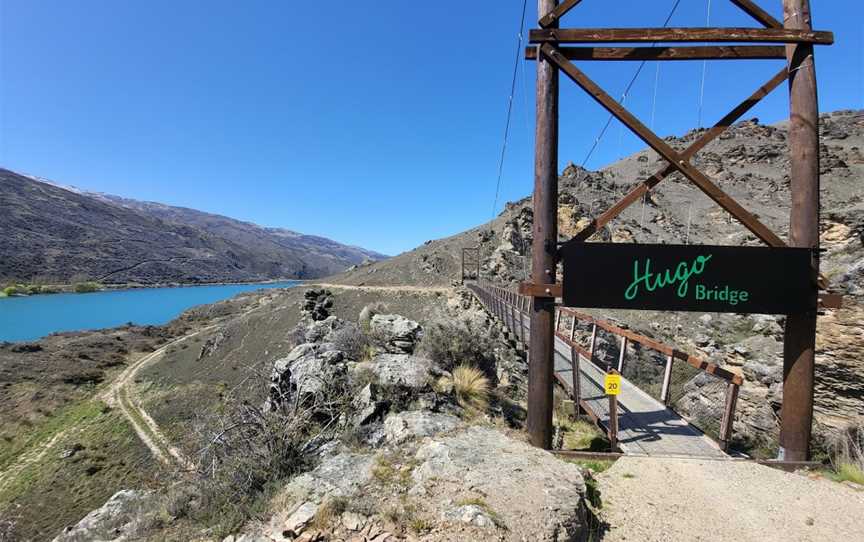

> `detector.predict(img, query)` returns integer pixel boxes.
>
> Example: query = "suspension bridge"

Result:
[467,282,739,457]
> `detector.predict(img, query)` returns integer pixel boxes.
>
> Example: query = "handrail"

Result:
[466,281,742,451]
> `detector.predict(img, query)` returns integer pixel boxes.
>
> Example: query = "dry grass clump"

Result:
[444,364,490,410]
[827,423,864,485]
[309,496,348,531]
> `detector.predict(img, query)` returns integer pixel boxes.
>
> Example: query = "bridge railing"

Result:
[466,281,742,452]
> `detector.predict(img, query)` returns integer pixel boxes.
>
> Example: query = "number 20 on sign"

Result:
[605,373,621,396]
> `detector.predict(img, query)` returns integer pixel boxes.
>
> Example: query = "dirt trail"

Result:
[598,455,864,541]
[0,427,80,494]
[101,328,215,470]
[308,282,453,294]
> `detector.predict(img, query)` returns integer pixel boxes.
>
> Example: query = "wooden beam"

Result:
[525,45,787,61]
[530,27,834,45]
[729,0,783,29]
[568,68,788,243]
[539,0,584,28]
[519,282,563,298]
[527,0,560,451]
[542,43,787,248]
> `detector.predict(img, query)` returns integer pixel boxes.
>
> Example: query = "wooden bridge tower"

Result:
[523,0,834,460]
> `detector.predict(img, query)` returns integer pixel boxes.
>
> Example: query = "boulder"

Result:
[302,289,334,322]
[370,314,422,354]
[269,343,346,409]
[276,452,375,506]
[52,490,153,542]
[282,501,318,537]
[382,411,462,445]
[443,504,496,528]
[304,315,345,343]
[411,426,587,541]
[362,354,434,389]
[351,383,389,427]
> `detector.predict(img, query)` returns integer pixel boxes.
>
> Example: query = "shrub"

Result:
[331,323,371,361]
[185,363,354,536]
[73,281,102,293]
[2,284,28,296]
[419,319,497,378]
[449,364,490,410]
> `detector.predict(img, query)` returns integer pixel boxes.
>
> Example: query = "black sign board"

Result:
[561,243,817,314]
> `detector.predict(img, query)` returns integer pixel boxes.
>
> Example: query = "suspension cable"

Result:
[697,0,713,127]
[491,0,529,219]
[580,0,682,169]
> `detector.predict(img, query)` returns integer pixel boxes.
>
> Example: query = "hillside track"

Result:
[308,282,454,294]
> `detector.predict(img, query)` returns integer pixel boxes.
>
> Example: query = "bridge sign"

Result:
[561,242,817,314]
[604,373,621,395]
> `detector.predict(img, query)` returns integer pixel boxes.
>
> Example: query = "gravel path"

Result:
[598,456,864,542]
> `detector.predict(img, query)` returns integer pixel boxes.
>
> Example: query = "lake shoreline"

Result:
[0,280,304,342]
[0,277,311,299]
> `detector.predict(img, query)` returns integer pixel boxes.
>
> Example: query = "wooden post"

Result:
[661,354,674,405]
[780,0,820,462]
[617,336,628,373]
[571,344,581,410]
[608,389,619,452]
[527,0,559,450]
[720,382,740,452]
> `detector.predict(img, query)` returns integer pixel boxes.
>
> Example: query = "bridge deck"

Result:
[514,311,727,458]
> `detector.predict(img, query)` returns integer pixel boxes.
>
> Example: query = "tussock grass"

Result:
[310,496,348,531]
[449,365,490,410]
[826,423,864,486]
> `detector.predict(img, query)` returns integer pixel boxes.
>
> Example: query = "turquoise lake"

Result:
[0,281,300,342]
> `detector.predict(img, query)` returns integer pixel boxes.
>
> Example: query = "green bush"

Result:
[2,285,29,296]
[73,282,102,293]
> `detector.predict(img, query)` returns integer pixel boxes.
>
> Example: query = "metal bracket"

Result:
[519,282,562,298]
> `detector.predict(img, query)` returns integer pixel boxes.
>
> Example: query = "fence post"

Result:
[588,324,597,366]
[720,382,740,452]
[661,353,674,405]
[608,371,619,452]
[511,303,520,344]
[569,312,577,342]
[617,336,628,373]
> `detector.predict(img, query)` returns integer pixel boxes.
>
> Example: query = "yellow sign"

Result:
[604,373,621,395]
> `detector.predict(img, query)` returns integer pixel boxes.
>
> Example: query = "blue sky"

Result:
[1,1,861,256]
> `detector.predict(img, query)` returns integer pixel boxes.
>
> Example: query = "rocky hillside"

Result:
[332,110,862,289]
[331,109,864,451]
[0,169,387,285]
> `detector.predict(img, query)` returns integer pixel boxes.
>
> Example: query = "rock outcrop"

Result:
[369,314,422,354]
[51,490,153,542]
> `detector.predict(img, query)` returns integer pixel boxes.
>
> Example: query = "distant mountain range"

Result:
[0,168,387,285]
